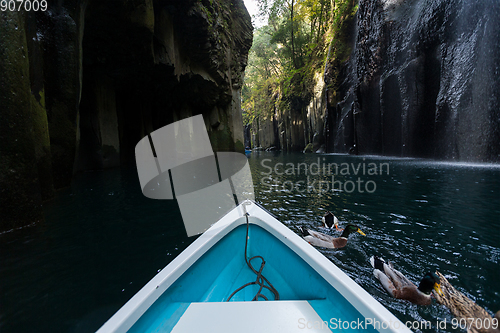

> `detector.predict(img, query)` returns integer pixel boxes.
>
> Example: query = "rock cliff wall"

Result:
[1,11,46,231]
[248,0,499,162]
[0,0,252,233]
[327,0,500,161]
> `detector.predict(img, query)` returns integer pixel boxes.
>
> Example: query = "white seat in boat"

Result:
[171,300,332,332]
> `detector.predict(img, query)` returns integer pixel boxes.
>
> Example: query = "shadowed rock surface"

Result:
[0,0,252,233]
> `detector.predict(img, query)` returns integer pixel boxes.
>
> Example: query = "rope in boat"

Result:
[226,212,280,301]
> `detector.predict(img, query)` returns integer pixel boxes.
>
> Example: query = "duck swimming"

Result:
[433,271,499,333]
[299,224,365,249]
[322,211,342,231]
[370,256,443,305]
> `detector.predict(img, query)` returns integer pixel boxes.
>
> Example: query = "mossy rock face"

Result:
[30,89,54,200]
[42,8,81,188]
[234,139,245,153]
[0,0,252,232]
[303,143,314,153]
[0,11,44,232]
[324,0,357,106]
[78,0,251,165]
[208,122,235,151]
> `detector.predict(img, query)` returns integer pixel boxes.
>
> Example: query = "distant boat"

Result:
[245,147,252,154]
[97,201,410,333]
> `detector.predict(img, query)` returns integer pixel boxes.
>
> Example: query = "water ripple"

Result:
[249,153,500,331]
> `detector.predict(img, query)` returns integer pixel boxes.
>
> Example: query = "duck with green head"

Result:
[299,224,366,249]
[370,255,444,305]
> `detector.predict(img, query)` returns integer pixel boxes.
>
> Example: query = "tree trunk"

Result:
[290,0,298,69]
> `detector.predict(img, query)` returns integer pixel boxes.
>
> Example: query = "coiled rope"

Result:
[226,213,280,301]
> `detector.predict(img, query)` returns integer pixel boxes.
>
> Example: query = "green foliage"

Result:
[242,76,278,125]
[242,0,358,126]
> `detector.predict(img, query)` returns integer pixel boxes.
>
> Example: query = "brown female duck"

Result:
[433,271,499,333]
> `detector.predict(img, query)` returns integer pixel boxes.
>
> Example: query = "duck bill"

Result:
[357,229,366,236]
[434,283,444,296]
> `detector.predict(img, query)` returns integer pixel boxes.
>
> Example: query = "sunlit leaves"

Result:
[242,0,347,127]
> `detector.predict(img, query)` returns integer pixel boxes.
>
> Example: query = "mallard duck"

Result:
[433,271,499,333]
[370,256,443,305]
[322,211,342,231]
[299,224,365,249]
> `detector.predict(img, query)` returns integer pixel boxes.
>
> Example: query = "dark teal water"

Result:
[0,168,191,333]
[1,153,499,332]
[247,152,500,332]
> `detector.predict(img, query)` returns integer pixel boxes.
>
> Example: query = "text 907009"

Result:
[1,0,47,11]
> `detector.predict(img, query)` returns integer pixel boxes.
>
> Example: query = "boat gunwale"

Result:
[96,203,247,333]
[97,200,411,333]
[242,202,412,333]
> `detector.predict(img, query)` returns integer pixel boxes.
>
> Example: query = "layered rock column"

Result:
[0,0,253,233]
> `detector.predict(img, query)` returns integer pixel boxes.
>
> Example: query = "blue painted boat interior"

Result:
[129,223,378,333]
